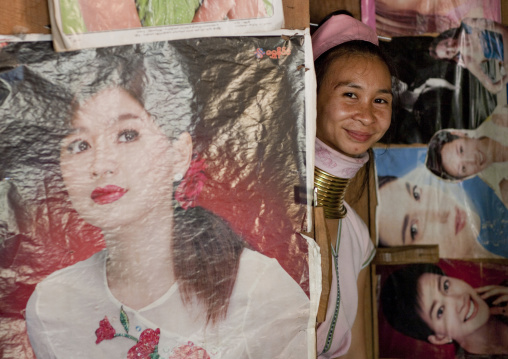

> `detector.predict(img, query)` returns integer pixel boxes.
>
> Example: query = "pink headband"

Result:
[312,14,379,61]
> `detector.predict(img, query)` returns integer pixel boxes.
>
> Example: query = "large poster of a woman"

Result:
[0,36,314,358]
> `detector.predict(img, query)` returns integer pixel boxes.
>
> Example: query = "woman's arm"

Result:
[77,0,141,31]
[226,0,267,19]
[338,267,369,359]
[462,17,508,36]
[492,112,508,127]
[462,55,507,93]
[192,0,236,22]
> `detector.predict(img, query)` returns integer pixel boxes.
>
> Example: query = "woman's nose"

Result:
[354,102,375,126]
[424,208,450,223]
[90,143,117,178]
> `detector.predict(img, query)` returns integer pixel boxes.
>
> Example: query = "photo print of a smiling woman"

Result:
[377,260,508,359]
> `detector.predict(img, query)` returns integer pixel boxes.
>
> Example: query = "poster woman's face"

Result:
[435,38,459,59]
[316,54,393,157]
[378,178,480,257]
[417,273,490,344]
[60,87,189,230]
[441,136,490,179]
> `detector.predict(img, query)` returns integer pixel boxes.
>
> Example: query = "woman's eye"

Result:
[410,223,418,240]
[374,98,389,104]
[443,279,450,292]
[459,146,463,154]
[118,129,139,143]
[66,139,90,154]
[344,92,357,99]
[461,166,466,174]
[437,306,444,319]
[412,185,421,201]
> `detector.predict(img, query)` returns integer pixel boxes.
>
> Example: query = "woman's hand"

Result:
[192,0,236,22]
[476,285,508,316]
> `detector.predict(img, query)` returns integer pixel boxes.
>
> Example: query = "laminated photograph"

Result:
[48,0,284,51]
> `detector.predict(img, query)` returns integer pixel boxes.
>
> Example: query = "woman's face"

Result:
[417,273,490,344]
[440,136,490,179]
[316,54,393,157]
[60,87,191,230]
[378,178,480,257]
[435,38,459,59]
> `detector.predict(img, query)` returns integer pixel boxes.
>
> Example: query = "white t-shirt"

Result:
[26,248,311,359]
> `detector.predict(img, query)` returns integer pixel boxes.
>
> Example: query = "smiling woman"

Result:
[380,263,508,356]
[426,113,508,208]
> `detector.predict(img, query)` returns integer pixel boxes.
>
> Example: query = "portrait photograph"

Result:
[0,36,315,358]
[375,146,508,259]
[377,259,508,358]
[48,0,284,51]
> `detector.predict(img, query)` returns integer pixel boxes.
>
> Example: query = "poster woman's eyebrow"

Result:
[117,113,142,121]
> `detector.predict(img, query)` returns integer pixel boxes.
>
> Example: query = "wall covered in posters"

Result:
[0,36,317,358]
[360,0,508,357]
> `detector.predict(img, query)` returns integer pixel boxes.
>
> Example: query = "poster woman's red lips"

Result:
[91,185,128,205]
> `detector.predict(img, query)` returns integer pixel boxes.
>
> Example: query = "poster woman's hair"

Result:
[425,130,461,180]
[380,263,445,341]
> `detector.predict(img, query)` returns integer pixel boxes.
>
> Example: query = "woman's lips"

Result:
[464,296,477,322]
[455,207,466,235]
[346,129,372,142]
[91,185,128,205]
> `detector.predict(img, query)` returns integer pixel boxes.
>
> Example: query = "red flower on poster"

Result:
[95,316,116,344]
[127,328,160,359]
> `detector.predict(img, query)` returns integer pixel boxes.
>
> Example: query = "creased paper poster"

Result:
[378,18,507,145]
[377,260,508,358]
[371,0,501,37]
[0,35,316,359]
[48,0,284,52]
[374,144,508,259]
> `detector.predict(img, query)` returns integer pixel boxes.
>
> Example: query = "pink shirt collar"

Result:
[314,138,369,179]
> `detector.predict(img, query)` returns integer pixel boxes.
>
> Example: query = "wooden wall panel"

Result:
[309,0,360,25]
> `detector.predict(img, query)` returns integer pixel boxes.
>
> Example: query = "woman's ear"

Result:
[172,132,193,177]
[428,333,453,345]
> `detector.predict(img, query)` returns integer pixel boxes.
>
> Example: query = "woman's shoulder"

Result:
[35,250,107,289]
[235,249,307,298]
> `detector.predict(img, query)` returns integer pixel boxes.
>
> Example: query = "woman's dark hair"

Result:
[425,130,461,180]
[174,206,245,324]
[380,263,445,341]
[315,39,397,94]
